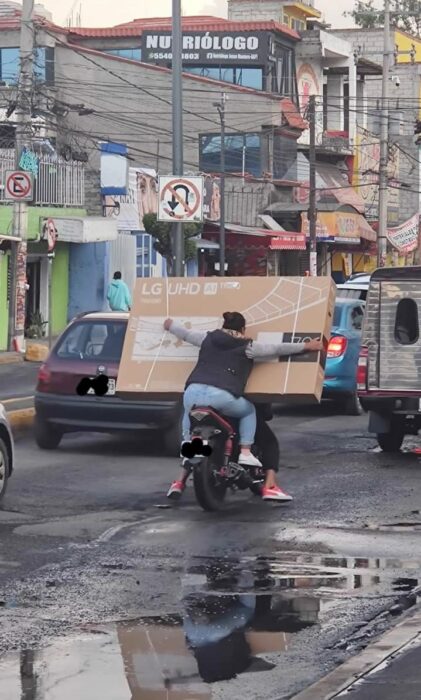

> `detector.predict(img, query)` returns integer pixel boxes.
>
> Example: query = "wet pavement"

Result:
[1,406,421,698]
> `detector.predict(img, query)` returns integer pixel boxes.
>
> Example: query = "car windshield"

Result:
[337,288,366,301]
[55,320,127,362]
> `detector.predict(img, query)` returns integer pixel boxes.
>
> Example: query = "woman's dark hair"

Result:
[222,311,246,332]
[113,271,122,280]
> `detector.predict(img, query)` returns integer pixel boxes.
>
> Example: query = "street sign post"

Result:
[158,176,204,222]
[5,170,34,201]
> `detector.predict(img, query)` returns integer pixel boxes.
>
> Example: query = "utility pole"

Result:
[215,93,226,276]
[7,0,34,351]
[172,0,184,277]
[308,94,317,277]
[377,0,390,268]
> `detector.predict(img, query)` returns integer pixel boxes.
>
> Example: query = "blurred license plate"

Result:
[87,378,116,396]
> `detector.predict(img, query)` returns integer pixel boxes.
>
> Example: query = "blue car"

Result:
[323,299,365,415]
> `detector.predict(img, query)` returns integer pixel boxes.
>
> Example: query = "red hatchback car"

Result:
[34,311,182,453]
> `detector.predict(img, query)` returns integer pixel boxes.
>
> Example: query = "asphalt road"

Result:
[0,361,40,412]
[1,406,421,699]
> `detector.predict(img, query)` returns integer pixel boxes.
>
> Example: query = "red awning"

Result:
[269,233,306,250]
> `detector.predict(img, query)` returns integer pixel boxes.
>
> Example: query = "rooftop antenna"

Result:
[66,0,82,27]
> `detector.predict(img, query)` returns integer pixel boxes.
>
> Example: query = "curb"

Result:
[7,408,35,433]
[0,353,24,366]
[289,604,421,700]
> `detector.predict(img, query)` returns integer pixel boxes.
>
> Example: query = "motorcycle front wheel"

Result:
[193,455,228,512]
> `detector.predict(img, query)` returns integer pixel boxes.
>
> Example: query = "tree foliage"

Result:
[346,0,421,36]
[142,213,201,273]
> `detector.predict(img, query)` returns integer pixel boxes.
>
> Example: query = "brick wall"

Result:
[228,0,284,22]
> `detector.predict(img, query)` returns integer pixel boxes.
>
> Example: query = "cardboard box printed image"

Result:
[117,277,336,402]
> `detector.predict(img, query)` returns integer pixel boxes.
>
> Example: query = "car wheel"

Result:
[34,418,63,450]
[377,430,405,453]
[0,437,10,503]
[343,391,364,416]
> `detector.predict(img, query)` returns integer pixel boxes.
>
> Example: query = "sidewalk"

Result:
[291,604,421,700]
[347,640,421,699]
[0,360,40,432]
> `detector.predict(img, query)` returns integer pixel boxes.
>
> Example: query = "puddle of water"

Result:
[183,553,421,598]
[0,594,313,699]
[1,552,420,698]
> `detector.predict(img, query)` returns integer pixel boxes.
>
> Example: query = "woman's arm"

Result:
[164,319,207,348]
[246,338,323,359]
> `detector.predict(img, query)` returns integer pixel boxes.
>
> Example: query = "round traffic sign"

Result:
[6,171,32,200]
[160,178,201,221]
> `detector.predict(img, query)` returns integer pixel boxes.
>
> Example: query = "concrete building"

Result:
[0,11,119,350]
[331,26,421,268]
[228,0,322,33]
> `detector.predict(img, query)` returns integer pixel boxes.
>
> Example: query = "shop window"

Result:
[200,132,262,176]
[105,48,142,61]
[323,83,328,131]
[394,298,419,345]
[344,81,350,134]
[291,18,305,31]
[0,47,54,84]
[186,66,262,90]
[273,133,297,180]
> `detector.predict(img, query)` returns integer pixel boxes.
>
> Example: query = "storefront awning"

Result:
[39,217,118,244]
[291,154,366,214]
[301,211,376,243]
[269,233,306,250]
[204,223,306,250]
[194,238,220,250]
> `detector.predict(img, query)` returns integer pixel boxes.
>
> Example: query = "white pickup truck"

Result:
[357,266,421,452]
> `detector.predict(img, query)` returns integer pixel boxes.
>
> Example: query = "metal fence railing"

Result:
[0,149,85,206]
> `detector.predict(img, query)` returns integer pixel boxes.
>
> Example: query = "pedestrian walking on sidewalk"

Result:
[107,271,132,312]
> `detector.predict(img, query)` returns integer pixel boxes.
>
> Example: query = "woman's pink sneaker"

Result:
[167,480,186,500]
[262,485,293,502]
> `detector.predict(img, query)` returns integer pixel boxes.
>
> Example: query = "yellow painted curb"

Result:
[7,408,35,431]
[0,354,24,365]
[25,344,49,362]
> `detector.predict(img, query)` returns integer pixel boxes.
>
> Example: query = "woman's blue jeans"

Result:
[182,383,256,445]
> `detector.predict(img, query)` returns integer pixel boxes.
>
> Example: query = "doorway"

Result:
[25,260,41,332]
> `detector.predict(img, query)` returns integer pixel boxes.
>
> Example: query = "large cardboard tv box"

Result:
[117,276,336,402]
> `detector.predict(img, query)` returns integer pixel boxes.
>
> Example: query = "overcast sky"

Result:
[39,0,358,29]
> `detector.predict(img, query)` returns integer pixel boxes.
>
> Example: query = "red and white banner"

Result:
[386,214,419,253]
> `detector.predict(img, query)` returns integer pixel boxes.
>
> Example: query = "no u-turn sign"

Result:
[158,176,204,222]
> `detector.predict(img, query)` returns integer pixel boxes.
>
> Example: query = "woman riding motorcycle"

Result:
[164,311,323,502]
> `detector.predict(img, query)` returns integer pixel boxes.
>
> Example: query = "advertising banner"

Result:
[141,30,268,65]
[386,214,419,253]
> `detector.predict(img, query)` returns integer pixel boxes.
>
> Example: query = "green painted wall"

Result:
[51,243,69,336]
[0,206,87,240]
[0,254,7,351]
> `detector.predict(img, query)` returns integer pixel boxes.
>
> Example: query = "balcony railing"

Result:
[0,149,85,207]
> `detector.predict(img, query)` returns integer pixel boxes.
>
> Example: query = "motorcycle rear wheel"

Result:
[193,456,228,512]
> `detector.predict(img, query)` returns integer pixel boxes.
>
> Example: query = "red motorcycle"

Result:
[186,406,265,512]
